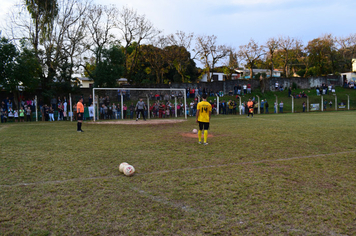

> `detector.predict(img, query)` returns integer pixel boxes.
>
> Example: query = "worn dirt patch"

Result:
[87,119,187,125]
[181,132,214,138]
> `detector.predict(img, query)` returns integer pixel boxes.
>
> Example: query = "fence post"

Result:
[121,93,124,119]
[334,95,338,111]
[307,95,309,112]
[239,96,242,115]
[274,94,278,114]
[256,95,260,114]
[70,93,73,122]
[291,95,294,113]
[175,97,177,118]
[35,95,38,122]
[346,94,349,110]
[146,94,150,119]
[321,95,323,112]
[216,96,220,115]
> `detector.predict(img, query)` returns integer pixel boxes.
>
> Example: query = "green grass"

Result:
[1,112,356,235]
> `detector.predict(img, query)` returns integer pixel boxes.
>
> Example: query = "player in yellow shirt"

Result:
[196,93,212,145]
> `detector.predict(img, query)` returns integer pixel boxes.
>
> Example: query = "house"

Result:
[200,72,241,82]
[73,77,129,88]
[234,69,281,79]
[74,77,94,88]
[341,72,356,83]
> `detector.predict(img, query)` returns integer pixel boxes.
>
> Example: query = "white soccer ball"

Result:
[119,162,129,173]
[123,165,135,176]
[192,129,198,134]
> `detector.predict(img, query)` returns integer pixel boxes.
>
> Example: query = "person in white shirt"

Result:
[88,104,94,120]
[63,101,68,120]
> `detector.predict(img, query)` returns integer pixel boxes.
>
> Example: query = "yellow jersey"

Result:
[197,101,212,123]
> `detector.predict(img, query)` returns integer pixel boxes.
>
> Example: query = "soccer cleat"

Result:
[198,142,202,144]
[136,118,138,121]
[80,130,84,132]
[203,142,208,145]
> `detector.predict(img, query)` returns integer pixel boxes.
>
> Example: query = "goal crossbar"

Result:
[93,88,187,121]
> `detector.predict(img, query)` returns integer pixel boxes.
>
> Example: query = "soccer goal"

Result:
[92,88,187,121]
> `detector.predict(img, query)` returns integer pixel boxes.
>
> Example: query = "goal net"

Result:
[92,88,187,121]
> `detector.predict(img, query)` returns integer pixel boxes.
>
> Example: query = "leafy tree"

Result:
[306,34,339,76]
[89,45,125,88]
[0,37,41,108]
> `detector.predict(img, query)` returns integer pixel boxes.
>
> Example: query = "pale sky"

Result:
[1,0,355,62]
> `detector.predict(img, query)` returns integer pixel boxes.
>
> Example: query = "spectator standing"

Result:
[265,100,269,113]
[58,102,64,120]
[243,84,247,94]
[63,100,68,120]
[3,111,7,123]
[19,107,25,122]
[49,107,55,121]
[129,103,135,119]
[279,101,284,113]
[247,83,251,94]
[14,110,18,122]
[112,103,117,119]
[26,107,32,122]
[123,104,127,119]
[88,95,93,106]
[51,96,57,111]
[302,102,306,112]
[89,104,94,120]
[0,106,3,123]
[260,100,265,114]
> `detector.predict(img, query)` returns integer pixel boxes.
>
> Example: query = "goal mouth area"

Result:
[86,119,187,125]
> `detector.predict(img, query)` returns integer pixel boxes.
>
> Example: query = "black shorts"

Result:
[199,122,209,130]
[77,113,83,121]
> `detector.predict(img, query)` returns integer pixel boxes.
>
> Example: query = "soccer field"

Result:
[1,112,356,235]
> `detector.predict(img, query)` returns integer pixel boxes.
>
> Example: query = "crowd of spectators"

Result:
[1,97,36,123]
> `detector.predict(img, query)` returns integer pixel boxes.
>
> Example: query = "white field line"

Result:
[1,150,356,188]
[130,186,197,213]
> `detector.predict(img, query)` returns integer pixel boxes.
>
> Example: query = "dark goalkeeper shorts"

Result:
[199,122,209,130]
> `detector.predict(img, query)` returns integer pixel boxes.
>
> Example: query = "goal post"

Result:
[92,88,187,121]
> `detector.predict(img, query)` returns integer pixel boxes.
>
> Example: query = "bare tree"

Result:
[117,6,161,81]
[237,39,265,79]
[5,0,91,97]
[166,31,194,49]
[265,37,279,77]
[85,4,119,65]
[195,35,229,82]
[278,36,303,77]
